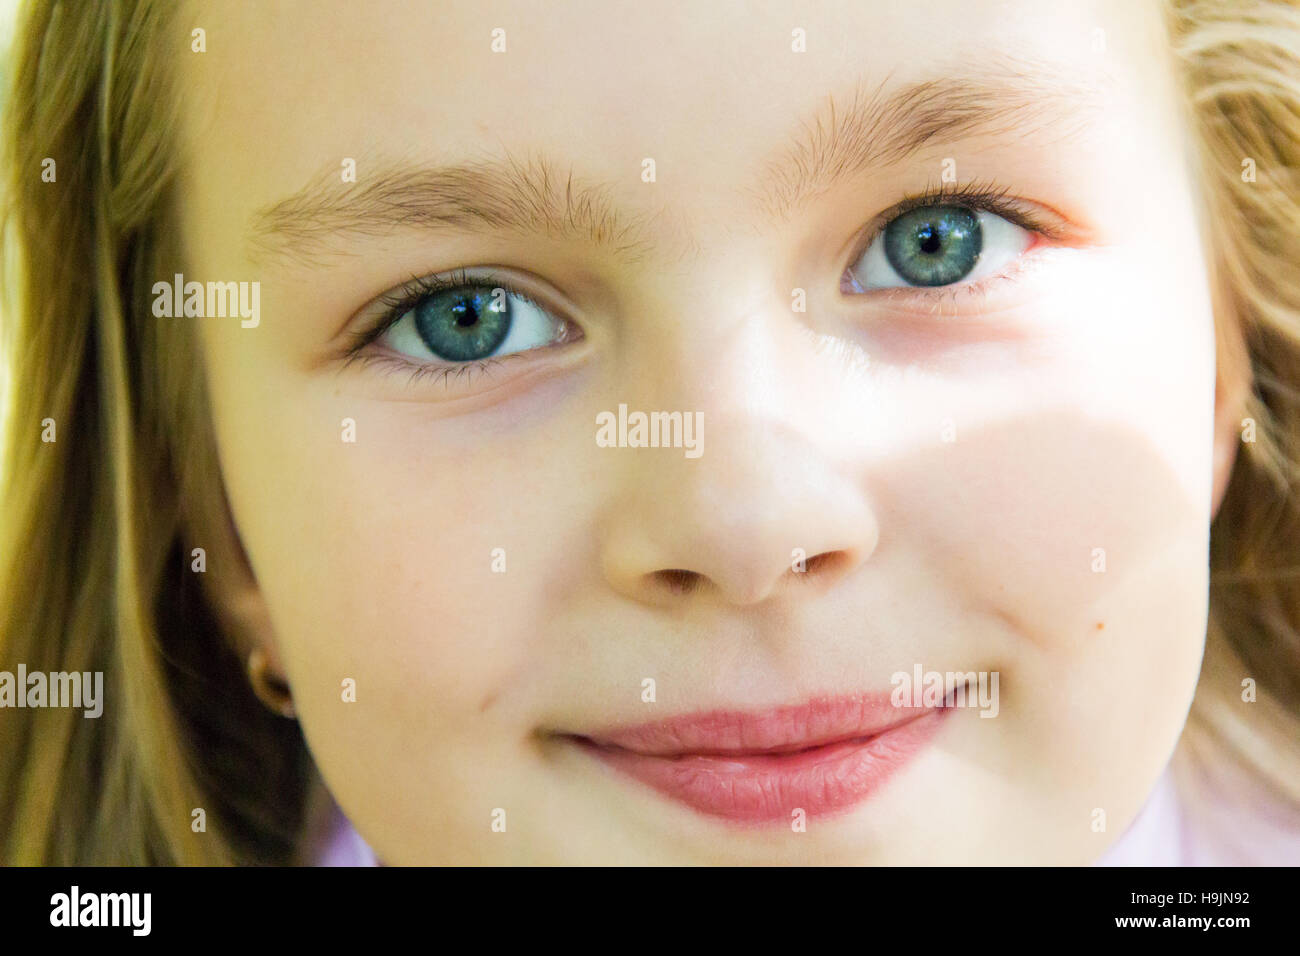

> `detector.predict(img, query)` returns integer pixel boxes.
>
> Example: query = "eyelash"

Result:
[340,351,508,389]
[344,182,1057,380]
[845,179,1060,309]
[858,179,1058,246]
[341,267,543,385]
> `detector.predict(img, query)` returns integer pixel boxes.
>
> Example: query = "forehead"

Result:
[176,0,1177,252]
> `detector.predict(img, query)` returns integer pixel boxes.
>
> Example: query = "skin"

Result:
[175,0,1250,863]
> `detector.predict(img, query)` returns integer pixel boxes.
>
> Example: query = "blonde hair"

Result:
[0,0,1297,864]
[0,0,310,864]
[1169,0,1300,812]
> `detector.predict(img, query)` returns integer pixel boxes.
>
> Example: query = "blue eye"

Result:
[883,205,981,286]
[379,281,568,364]
[847,204,1033,291]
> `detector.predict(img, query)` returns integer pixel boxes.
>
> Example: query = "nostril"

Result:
[797,550,850,580]
[653,568,703,594]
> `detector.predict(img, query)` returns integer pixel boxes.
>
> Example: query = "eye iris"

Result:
[413,286,512,361]
[883,205,982,286]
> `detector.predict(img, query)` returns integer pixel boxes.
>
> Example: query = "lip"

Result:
[563,691,955,825]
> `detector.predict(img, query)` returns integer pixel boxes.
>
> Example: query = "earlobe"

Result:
[211,560,296,717]
[247,645,297,719]
[179,425,296,714]
[209,566,297,717]
[185,497,294,714]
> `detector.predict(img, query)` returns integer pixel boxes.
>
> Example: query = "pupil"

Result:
[919,230,941,255]
[453,300,478,328]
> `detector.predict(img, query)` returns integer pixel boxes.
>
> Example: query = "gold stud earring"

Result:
[247,646,297,719]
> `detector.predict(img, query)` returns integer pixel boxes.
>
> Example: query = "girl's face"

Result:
[176,0,1240,862]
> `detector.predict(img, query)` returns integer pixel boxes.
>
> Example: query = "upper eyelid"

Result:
[346,185,1063,358]
[841,191,1070,294]
[846,182,1069,264]
[345,268,548,359]
[376,268,539,320]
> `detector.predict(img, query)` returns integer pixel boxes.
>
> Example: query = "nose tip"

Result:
[595,355,880,611]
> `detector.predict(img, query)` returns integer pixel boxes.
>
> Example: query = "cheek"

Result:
[890,411,1207,655]
[209,378,600,858]
[886,412,1208,771]
[248,439,547,697]
[866,241,1215,821]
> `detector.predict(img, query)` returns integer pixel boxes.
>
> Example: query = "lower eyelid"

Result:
[345,315,586,395]
[339,337,596,409]
[374,295,579,364]
[351,229,1051,389]
[845,241,1054,313]
[854,215,1030,289]
[343,350,512,389]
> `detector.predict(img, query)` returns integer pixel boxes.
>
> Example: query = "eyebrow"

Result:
[248,151,673,268]
[753,58,1109,220]
[248,58,1108,268]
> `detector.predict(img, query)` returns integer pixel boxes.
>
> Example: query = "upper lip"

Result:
[570,692,943,757]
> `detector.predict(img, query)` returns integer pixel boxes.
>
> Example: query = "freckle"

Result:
[1096,622,1105,631]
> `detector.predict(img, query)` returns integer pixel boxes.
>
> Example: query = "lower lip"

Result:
[570,708,949,825]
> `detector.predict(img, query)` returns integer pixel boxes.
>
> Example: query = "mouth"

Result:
[560,688,960,825]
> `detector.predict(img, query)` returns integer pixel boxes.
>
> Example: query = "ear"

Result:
[1209,312,1253,519]
[190,481,289,682]
[203,523,296,717]
[216,560,288,678]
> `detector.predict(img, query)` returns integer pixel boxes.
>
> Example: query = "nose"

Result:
[597,326,879,609]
